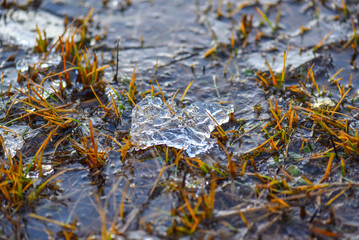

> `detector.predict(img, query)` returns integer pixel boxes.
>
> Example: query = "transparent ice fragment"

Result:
[130,96,234,157]
[0,128,24,159]
[16,53,61,73]
[312,97,335,109]
[0,9,65,48]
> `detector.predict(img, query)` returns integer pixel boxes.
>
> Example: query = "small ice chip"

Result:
[130,96,233,157]
[312,97,335,109]
[0,128,24,159]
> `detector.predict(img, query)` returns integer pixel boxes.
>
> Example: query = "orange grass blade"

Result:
[330,87,351,116]
[271,197,290,207]
[256,7,275,32]
[254,71,269,86]
[181,191,198,229]
[328,68,343,83]
[228,2,248,17]
[91,86,108,112]
[206,110,226,137]
[238,210,251,229]
[319,153,335,183]
[110,93,119,118]
[88,120,98,160]
[154,76,176,114]
[313,29,334,52]
[204,45,217,58]
[85,64,109,78]
[342,0,347,18]
[180,80,194,103]
[326,184,350,206]
[310,226,338,238]
[129,63,137,94]
[28,213,74,229]
[265,59,277,86]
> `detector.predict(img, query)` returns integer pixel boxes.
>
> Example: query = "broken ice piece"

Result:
[311,96,335,109]
[130,96,233,157]
[0,128,24,159]
[16,53,61,73]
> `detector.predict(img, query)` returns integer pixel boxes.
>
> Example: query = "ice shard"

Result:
[130,96,233,157]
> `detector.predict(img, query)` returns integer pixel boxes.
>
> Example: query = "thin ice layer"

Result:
[130,96,233,157]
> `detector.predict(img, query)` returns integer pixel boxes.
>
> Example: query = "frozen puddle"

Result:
[130,96,233,157]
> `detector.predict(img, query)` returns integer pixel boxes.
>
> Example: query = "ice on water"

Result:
[130,96,233,157]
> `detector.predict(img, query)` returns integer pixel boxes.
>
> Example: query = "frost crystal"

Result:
[130,96,233,157]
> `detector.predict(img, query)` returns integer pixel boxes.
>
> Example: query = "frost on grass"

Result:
[130,96,234,157]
